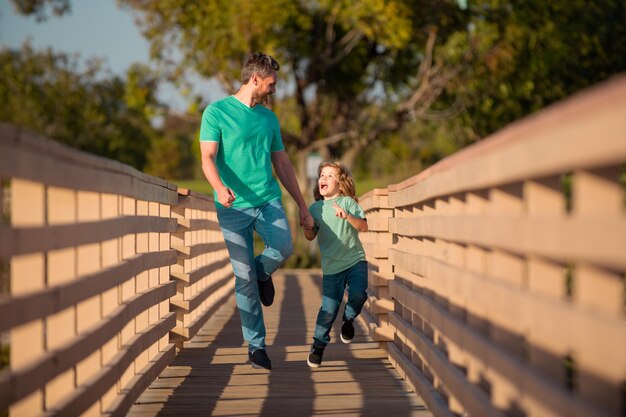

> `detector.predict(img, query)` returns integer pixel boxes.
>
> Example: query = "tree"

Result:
[457,0,626,138]
[144,112,199,180]
[10,0,626,172]
[10,0,626,267]
[9,0,70,21]
[114,0,479,181]
[0,42,160,170]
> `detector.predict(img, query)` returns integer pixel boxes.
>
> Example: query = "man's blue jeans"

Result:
[313,261,368,348]
[216,199,293,352]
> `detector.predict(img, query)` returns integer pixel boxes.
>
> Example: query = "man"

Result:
[199,52,312,370]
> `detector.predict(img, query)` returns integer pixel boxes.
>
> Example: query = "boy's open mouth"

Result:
[320,184,328,190]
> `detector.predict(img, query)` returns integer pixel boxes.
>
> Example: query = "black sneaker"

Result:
[249,348,272,370]
[307,346,324,368]
[258,275,275,307]
[340,318,355,344]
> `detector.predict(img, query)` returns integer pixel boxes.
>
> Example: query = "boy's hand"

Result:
[332,203,348,219]
[302,215,315,230]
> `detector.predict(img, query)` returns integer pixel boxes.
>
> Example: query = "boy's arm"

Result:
[332,202,368,232]
[345,214,368,233]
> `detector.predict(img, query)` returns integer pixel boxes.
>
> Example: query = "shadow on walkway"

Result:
[128,270,430,417]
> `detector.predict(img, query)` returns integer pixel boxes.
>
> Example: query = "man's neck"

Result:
[233,85,256,107]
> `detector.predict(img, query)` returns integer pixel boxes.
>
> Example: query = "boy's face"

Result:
[319,166,341,199]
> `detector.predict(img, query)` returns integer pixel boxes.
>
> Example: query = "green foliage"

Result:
[458,0,626,138]
[9,0,70,20]
[0,43,159,170]
[117,0,469,160]
[144,114,198,180]
[9,0,626,190]
[144,137,182,180]
[171,179,213,195]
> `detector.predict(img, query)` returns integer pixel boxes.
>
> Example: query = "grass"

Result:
[172,179,213,195]
[172,175,392,199]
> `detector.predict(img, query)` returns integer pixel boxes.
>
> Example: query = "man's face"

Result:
[252,72,277,105]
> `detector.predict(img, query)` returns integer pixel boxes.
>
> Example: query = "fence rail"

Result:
[359,75,626,417]
[0,125,232,417]
[1,74,625,417]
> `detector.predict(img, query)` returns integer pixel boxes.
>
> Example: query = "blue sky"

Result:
[0,0,223,111]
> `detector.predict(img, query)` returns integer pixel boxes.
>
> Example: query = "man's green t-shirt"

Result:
[310,195,366,274]
[199,96,284,208]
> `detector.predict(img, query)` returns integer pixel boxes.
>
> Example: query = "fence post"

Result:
[359,188,395,342]
[169,189,234,350]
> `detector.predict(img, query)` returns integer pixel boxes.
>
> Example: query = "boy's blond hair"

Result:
[313,161,357,202]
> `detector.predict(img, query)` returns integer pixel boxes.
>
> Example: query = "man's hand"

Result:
[216,186,236,208]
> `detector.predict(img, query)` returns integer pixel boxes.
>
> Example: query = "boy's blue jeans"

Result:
[313,260,368,348]
[216,199,293,352]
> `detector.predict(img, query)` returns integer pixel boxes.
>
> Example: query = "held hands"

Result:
[300,207,316,240]
[217,186,236,208]
[302,215,314,230]
[300,207,314,230]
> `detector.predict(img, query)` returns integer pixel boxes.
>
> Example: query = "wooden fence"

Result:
[1,74,625,417]
[0,125,233,417]
[359,75,626,417]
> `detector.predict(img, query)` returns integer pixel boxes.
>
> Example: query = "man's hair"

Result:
[313,161,358,202]
[241,52,280,84]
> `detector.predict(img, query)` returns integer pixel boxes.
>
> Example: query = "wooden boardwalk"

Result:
[128,269,431,417]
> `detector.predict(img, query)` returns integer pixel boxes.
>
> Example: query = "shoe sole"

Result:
[250,361,271,370]
[340,334,353,344]
[307,358,321,368]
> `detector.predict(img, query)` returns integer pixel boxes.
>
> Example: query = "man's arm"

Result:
[303,227,317,241]
[271,150,311,225]
[200,141,236,207]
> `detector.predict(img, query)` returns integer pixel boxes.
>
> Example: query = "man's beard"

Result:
[252,91,272,106]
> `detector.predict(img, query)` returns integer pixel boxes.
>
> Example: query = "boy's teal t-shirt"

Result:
[199,96,284,208]
[309,195,366,274]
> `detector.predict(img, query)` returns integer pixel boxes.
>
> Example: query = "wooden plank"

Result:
[43,314,176,417]
[177,218,221,231]
[389,215,626,270]
[175,280,234,341]
[388,249,626,371]
[388,76,626,207]
[170,270,232,312]
[390,280,615,417]
[0,250,177,331]
[0,124,178,204]
[129,271,432,417]
[171,257,231,285]
[360,306,393,342]
[103,344,177,417]
[386,343,456,417]
[391,312,507,417]
[172,241,227,259]
[175,191,215,210]
[0,216,177,257]
[0,282,176,409]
